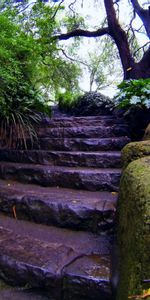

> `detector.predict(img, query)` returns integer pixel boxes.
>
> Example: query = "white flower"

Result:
[144,99,150,109]
[130,96,141,105]
[142,87,150,94]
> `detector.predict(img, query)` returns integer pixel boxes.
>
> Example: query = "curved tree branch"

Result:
[55,27,110,40]
[130,0,150,38]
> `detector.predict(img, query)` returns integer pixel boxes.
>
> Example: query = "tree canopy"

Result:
[1,0,150,94]
[54,0,150,80]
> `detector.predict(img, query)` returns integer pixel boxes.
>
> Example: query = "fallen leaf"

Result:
[141,289,150,299]
[12,205,17,219]
[111,192,118,196]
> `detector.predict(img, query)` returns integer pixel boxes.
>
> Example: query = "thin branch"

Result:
[57,48,89,67]
[16,2,36,14]
[68,0,77,17]
[134,41,150,56]
[51,0,65,20]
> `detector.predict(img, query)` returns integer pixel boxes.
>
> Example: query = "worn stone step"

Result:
[0,215,113,300]
[0,179,117,233]
[0,136,130,152]
[41,115,127,128]
[38,124,129,138]
[0,162,121,191]
[0,149,122,168]
[36,136,131,151]
[0,286,49,300]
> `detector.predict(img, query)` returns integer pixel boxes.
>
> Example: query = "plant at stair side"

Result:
[114,79,150,140]
[115,79,150,110]
[0,14,51,149]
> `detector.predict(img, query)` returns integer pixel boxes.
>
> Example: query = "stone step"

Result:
[0,286,49,300]
[0,136,130,152]
[41,115,127,128]
[0,149,122,168]
[0,162,121,191]
[38,124,129,138]
[37,136,131,151]
[0,215,113,300]
[0,179,117,233]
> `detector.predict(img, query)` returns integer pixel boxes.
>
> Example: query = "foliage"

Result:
[56,90,79,113]
[0,14,51,149]
[115,79,150,109]
[80,37,122,92]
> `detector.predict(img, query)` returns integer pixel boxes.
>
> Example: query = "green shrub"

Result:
[56,91,78,113]
[115,79,150,109]
[0,81,51,149]
[0,14,51,149]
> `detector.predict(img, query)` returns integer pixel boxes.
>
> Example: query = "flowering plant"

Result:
[115,79,150,109]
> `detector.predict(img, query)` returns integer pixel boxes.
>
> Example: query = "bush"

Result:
[56,91,78,114]
[114,79,150,140]
[0,14,51,149]
[0,81,51,149]
[115,79,150,109]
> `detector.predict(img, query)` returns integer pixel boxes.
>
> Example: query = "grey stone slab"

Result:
[40,116,126,128]
[63,254,111,300]
[37,137,131,151]
[0,162,121,191]
[0,218,113,299]
[38,125,129,139]
[0,180,117,233]
[0,150,121,168]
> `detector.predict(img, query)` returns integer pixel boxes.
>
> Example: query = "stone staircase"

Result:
[0,115,130,300]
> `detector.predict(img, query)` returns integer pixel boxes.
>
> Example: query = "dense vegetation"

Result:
[0,0,150,146]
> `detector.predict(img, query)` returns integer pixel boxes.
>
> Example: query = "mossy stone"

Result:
[117,156,150,300]
[121,140,150,169]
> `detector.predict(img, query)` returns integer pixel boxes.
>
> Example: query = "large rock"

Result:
[121,140,150,169]
[117,156,150,300]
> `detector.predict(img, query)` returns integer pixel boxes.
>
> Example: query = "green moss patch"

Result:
[117,156,150,300]
[121,141,150,169]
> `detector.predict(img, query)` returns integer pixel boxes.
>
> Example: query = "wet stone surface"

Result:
[0,162,121,191]
[0,223,112,300]
[0,180,117,233]
[63,255,111,300]
[38,125,129,139]
[0,113,130,300]
[0,287,50,300]
[40,115,126,128]
[0,150,121,168]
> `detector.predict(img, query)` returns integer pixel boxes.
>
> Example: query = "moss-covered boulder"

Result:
[117,156,150,300]
[121,140,150,169]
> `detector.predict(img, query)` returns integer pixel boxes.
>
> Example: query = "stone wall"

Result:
[117,142,150,300]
